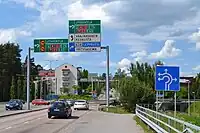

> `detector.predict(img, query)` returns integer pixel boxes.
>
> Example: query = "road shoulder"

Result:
[59,111,144,133]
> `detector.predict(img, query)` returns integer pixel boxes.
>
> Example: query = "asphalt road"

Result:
[0,104,143,133]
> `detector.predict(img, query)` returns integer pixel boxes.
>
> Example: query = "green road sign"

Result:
[68,20,101,52]
[34,39,68,52]
[69,20,101,34]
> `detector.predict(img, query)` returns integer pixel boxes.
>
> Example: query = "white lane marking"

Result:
[24,121,29,124]
[37,118,41,120]
[5,126,12,130]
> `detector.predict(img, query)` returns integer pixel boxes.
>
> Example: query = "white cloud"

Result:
[0,28,31,44]
[46,53,65,60]
[131,50,147,62]
[148,40,181,59]
[46,52,82,60]
[192,65,200,71]
[68,0,111,23]
[117,58,131,68]
[99,60,116,68]
[189,28,200,50]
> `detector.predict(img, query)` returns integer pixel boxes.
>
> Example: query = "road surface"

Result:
[0,105,144,133]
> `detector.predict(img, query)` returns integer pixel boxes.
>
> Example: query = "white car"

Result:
[74,100,89,110]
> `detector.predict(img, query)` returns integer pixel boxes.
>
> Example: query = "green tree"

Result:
[10,76,16,99]
[22,79,26,100]
[17,77,22,99]
[0,43,22,101]
[119,76,154,112]
[30,79,35,101]
[81,69,89,78]
[61,87,70,94]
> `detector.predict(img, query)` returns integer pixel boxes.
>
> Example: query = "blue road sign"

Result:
[69,42,75,52]
[155,66,180,91]
[82,42,101,47]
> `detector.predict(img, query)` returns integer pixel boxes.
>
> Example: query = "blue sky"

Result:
[1,0,200,76]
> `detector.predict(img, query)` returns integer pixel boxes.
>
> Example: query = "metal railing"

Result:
[136,104,200,133]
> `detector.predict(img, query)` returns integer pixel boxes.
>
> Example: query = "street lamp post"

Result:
[187,80,191,115]
[45,60,58,96]
[192,92,195,113]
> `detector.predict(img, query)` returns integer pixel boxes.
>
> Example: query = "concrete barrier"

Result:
[0,107,48,118]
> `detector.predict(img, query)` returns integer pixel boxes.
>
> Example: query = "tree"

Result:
[81,69,88,78]
[10,76,16,99]
[113,68,126,79]
[0,43,22,101]
[101,73,106,80]
[30,79,35,101]
[17,77,22,99]
[22,79,26,100]
[61,87,70,94]
[118,76,154,112]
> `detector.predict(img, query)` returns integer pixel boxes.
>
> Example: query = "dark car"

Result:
[48,101,72,119]
[5,99,23,110]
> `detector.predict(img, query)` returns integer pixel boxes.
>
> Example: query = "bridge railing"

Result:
[136,104,200,133]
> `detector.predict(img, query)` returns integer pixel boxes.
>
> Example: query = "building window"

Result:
[62,82,69,87]
[62,70,70,76]
[62,77,70,81]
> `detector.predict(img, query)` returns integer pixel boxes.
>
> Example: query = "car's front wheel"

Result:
[48,115,51,119]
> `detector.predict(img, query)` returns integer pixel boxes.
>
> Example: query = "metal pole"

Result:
[188,81,190,115]
[101,46,110,107]
[174,92,176,117]
[26,47,31,110]
[156,91,158,112]
[106,46,110,107]
[92,77,94,92]
[194,93,196,113]
[55,78,57,95]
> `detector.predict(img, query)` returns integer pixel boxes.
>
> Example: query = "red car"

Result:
[32,99,50,105]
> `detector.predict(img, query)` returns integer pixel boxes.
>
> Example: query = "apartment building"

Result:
[55,64,81,94]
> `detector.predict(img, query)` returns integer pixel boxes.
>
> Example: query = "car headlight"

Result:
[16,103,19,106]
[5,104,9,106]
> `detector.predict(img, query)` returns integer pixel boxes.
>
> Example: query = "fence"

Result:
[136,104,200,133]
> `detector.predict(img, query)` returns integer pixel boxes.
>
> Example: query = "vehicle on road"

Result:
[66,99,75,106]
[5,99,23,110]
[74,100,89,110]
[32,99,50,105]
[48,101,72,119]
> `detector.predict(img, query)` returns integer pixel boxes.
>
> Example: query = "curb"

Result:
[0,107,48,118]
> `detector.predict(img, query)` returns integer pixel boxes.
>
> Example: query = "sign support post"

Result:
[26,47,31,110]
[173,92,177,127]
[101,46,110,107]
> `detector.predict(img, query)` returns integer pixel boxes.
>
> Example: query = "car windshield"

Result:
[52,102,65,108]
[8,100,17,104]
[76,100,86,103]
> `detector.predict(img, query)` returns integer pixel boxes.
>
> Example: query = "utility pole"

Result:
[187,80,191,115]
[101,46,110,107]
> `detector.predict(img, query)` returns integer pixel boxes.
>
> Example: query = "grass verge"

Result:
[134,116,155,133]
[101,106,130,114]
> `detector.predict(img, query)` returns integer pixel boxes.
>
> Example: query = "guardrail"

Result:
[136,104,200,133]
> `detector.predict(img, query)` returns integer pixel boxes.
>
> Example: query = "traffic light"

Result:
[40,40,45,52]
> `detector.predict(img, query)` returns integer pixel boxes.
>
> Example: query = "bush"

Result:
[59,94,92,101]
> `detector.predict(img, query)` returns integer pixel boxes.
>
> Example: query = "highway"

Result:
[0,104,143,133]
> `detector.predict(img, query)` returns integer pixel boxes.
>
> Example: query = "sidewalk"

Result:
[59,111,144,133]
[0,105,48,118]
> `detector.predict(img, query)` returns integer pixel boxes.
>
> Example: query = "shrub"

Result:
[59,94,92,101]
